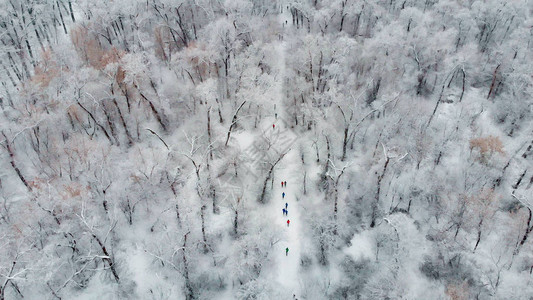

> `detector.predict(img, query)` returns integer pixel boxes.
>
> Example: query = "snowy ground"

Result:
[271,8,303,298]
[272,149,303,298]
[231,7,305,297]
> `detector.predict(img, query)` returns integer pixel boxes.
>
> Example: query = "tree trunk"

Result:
[182,231,194,300]
[371,157,390,228]
[92,234,120,282]
[207,107,213,160]
[487,64,501,100]
[473,218,483,252]
[259,152,287,204]
[76,101,114,144]
[225,101,247,146]
[233,209,238,236]
[2,132,32,191]
[68,1,75,22]
[341,126,349,161]
[512,169,527,190]
[303,171,307,195]
[514,208,532,256]
[112,97,134,146]
[459,68,466,102]
[200,204,208,253]
[137,90,168,132]
[56,1,68,34]
[102,101,120,146]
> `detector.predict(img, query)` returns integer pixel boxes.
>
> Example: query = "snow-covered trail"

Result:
[232,6,302,297]
[270,6,302,297]
[272,150,303,297]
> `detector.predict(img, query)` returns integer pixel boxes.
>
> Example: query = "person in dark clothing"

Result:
[286,247,289,256]
[282,208,286,216]
[285,209,288,216]
[284,181,287,187]
[285,202,288,209]
[282,192,285,199]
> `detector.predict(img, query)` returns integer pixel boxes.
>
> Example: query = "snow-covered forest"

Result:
[1,0,533,298]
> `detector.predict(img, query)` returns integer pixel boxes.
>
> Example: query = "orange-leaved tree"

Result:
[469,135,505,163]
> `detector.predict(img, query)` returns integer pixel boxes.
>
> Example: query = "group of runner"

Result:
[282,181,291,256]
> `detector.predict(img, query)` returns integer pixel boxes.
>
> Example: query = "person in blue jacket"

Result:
[285,202,288,209]
[282,192,285,199]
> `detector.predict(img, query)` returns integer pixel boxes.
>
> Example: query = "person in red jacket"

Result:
[287,219,290,227]
[281,181,284,187]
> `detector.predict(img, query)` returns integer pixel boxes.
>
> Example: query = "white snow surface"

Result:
[345,231,374,261]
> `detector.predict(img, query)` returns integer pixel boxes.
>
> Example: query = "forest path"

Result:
[272,148,302,298]
[271,5,302,298]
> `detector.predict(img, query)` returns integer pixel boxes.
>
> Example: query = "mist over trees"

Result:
[1,0,533,299]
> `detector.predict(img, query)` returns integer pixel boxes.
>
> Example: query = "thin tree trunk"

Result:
[56,1,68,34]
[138,90,168,132]
[303,171,307,195]
[182,231,194,300]
[322,135,331,191]
[102,101,120,146]
[459,68,466,102]
[225,101,246,146]
[371,156,390,228]
[233,198,240,236]
[216,98,224,123]
[68,1,75,22]
[487,64,501,100]
[514,208,532,256]
[341,126,349,161]
[92,234,120,282]
[207,107,213,160]
[200,204,208,253]
[76,101,114,144]
[473,218,483,252]
[512,169,527,189]
[259,152,288,204]
[112,97,133,146]
[2,131,32,191]
[332,167,346,235]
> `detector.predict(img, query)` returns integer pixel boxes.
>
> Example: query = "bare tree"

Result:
[1,131,32,191]
[225,101,247,147]
[511,192,533,256]
[77,208,120,282]
[0,244,30,300]
[258,151,288,204]
[371,144,407,228]
[325,160,351,234]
